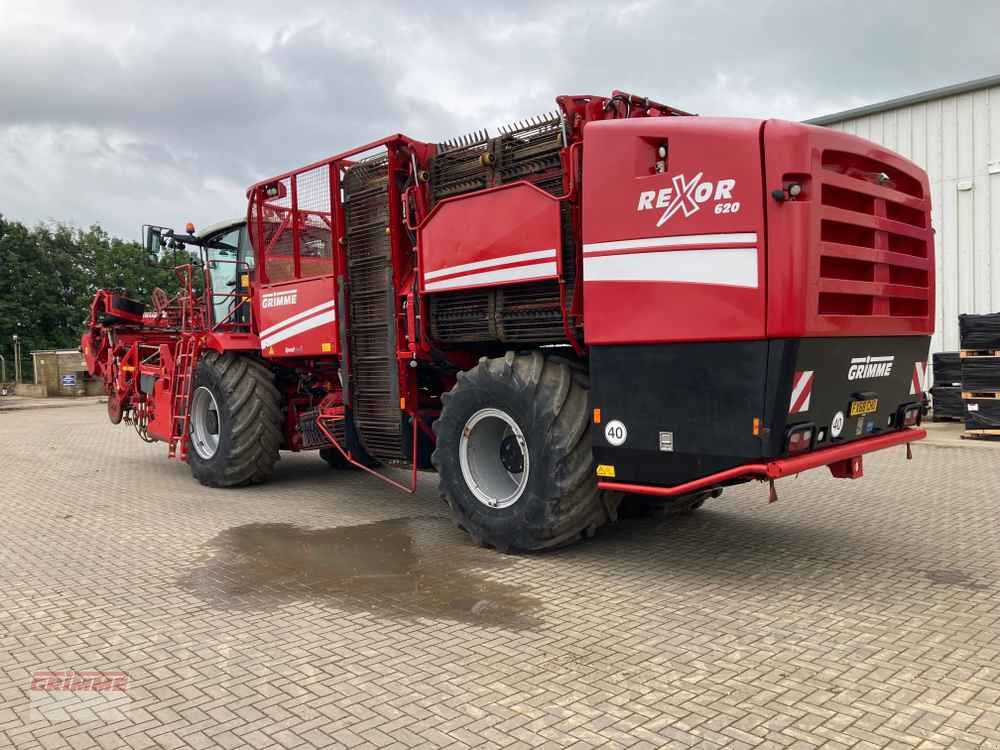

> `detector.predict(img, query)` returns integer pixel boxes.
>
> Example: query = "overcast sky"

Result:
[1,0,996,239]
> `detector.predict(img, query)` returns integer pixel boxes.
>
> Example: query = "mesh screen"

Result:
[250,166,335,283]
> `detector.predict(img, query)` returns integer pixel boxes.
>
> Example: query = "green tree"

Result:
[0,215,182,381]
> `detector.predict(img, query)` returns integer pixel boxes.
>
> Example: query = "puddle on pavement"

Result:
[920,568,991,591]
[177,518,542,628]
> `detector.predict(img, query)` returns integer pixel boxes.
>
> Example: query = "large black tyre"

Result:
[432,352,622,552]
[618,489,719,519]
[187,351,282,487]
[319,447,354,469]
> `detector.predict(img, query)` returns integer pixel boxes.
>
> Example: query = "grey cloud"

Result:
[0,0,997,237]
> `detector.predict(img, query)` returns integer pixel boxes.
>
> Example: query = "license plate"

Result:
[849,398,879,417]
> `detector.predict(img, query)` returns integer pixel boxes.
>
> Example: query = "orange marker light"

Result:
[752,417,761,436]
[593,408,602,424]
[185,222,195,235]
[400,397,406,410]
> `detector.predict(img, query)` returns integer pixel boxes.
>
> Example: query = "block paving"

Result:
[2,402,999,748]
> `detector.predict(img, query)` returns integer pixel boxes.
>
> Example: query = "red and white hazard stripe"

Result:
[423,249,558,292]
[789,370,814,414]
[259,300,336,350]
[909,361,929,395]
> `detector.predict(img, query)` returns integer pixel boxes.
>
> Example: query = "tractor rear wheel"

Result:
[432,352,622,552]
[187,352,282,487]
[319,447,355,469]
[618,489,719,519]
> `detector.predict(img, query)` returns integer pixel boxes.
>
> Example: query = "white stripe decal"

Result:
[425,261,558,291]
[583,248,758,288]
[424,249,557,281]
[259,300,337,338]
[583,232,758,255]
[260,309,336,349]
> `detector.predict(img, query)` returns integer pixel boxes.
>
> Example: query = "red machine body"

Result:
[580,116,933,344]
[81,89,932,523]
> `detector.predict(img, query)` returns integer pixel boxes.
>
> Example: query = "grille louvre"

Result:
[817,149,932,321]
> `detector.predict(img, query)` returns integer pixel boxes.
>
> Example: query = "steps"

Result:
[168,335,200,460]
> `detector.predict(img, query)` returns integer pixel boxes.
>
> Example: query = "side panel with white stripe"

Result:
[580,117,767,345]
[418,182,562,293]
[255,276,339,358]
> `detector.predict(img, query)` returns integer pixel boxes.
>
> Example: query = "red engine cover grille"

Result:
[816,149,931,321]
[765,121,935,338]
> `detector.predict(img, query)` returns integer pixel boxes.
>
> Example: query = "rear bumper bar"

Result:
[597,427,926,498]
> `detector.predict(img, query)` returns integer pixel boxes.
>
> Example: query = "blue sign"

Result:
[61,373,77,387]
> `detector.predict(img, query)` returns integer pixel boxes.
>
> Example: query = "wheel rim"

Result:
[190,386,221,460]
[458,408,529,509]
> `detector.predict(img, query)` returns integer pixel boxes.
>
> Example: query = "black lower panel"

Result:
[590,342,767,486]
[590,335,931,487]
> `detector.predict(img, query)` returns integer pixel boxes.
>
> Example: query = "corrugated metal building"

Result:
[808,74,1000,356]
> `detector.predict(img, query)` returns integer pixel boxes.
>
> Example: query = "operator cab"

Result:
[199,220,254,328]
[144,219,254,330]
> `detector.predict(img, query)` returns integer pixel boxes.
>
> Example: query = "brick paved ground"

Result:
[1,401,998,749]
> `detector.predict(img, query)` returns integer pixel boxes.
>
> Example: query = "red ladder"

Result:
[168,335,201,460]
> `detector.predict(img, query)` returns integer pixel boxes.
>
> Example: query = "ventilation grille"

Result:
[816,149,931,321]
[429,281,566,345]
[298,409,336,449]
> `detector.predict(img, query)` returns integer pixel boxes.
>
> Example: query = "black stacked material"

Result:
[964,397,1000,430]
[932,352,962,386]
[961,356,1000,392]
[959,313,1000,350]
[930,387,963,420]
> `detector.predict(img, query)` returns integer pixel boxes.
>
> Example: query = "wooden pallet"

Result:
[960,349,1000,358]
[962,391,1000,400]
[961,429,1000,441]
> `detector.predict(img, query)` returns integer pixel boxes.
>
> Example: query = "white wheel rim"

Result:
[190,386,221,460]
[458,408,529,509]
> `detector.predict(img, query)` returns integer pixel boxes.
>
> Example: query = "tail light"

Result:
[898,403,922,428]
[786,424,815,454]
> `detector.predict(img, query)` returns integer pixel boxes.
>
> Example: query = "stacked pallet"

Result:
[930,352,963,421]
[959,313,1000,439]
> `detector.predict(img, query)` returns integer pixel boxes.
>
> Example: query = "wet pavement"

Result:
[178,518,542,628]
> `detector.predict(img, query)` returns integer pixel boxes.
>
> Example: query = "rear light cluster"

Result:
[786,424,814,454]
[787,403,920,456]
[898,403,922,428]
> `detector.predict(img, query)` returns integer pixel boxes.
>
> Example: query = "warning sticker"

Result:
[830,411,845,438]
[604,420,627,446]
[596,464,616,478]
